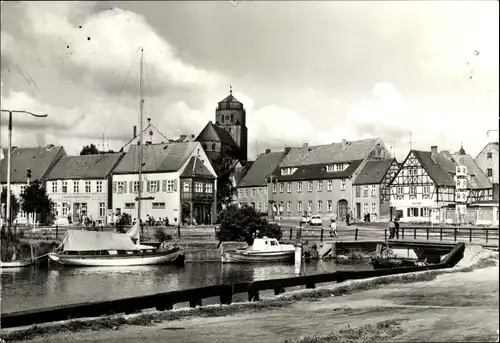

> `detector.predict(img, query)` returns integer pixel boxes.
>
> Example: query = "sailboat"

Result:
[48,48,185,267]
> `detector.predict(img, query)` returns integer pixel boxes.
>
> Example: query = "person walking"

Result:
[388,219,396,240]
[329,218,338,238]
[394,217,400,239]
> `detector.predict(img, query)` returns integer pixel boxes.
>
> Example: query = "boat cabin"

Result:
[248,237,290,251]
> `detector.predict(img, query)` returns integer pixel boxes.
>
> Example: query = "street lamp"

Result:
[1,109,48,229]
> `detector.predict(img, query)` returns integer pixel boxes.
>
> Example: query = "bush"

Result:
[154,228,172,242]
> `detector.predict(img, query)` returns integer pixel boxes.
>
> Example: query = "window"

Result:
[423,186,430,195]
[297,201,303,213]
[297,182,302,192]
[397,187,403,195]
[326,165,334,172]
[307,201,312,213]
[52,182,58,193]
[421,208,431,217]
[355,186,361,197]
[62,181,68,193]
[62,203,68,216]
[487,168,493,177]
[279,182,284,193]
[409,186,417,195]
[279,201,284,213]
[487,152,492,159]
[371,202,376,213]
[286,182,292,193]
[85,181,91,193]
[183,181,190,192]
[125,203,135,209]
[264,201,268,211]
[317,200,323,212]
[317,181,323,192]
[228,128,232,133]
[327,200,333,212]
[167,180,175,192]
[308,181,313,192]
[287,201,292,213]
[204,183,213,193]
[195,182,203,193]
[96,181,103,193]
[132,181,139,193]
[363,203,368,214]
[340,179,346,191]
[99,202,106,217]
[117,181,124,193]
[327,180,333,191]
[150,180,159,193]
[152,202,166,209]
[251,188,255,196]
[212,143,216,150]
[272,183,277,193]
[363,186,368,197]
[407,207,419,217]
[257,202,262,211]
[370,185,376,196]
[73,181,79,193]
[245,189,249,196]
[20,185,26,194]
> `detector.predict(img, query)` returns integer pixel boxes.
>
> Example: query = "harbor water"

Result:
[1,260,372,313]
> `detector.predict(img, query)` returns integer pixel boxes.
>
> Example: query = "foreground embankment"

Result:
[2,246,498,343]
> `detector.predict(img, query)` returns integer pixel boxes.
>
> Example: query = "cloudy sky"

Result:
[1,1,498,161]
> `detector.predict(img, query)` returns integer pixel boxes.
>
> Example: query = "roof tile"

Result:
[238,151,286,187]
[353,159,396,185]
[46,153,124,180]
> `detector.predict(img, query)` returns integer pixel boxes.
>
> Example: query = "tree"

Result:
[1,187,20,223]
[20,180,54,225]
[213,145,238,211]
[216,204,281,245]
[80,144,99,155]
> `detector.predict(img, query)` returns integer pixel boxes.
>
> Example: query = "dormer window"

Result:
[281,167,296,175]
[326,165,334,172]
[326,164,348,172]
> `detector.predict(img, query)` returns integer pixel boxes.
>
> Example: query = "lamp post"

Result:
[1,110,48,230]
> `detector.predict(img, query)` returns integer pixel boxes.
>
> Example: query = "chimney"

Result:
[341,139,347,150]
[431,145,438,162]
[147,117,151,126]
[284,147,291,154]
[133,126,137,138]
[265,149,271,154]
[303,143,309,156]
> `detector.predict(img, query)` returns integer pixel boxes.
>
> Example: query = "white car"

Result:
[301,215,311,225]
[310,215,322,226]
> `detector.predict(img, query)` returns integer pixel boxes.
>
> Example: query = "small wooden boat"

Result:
[221,237,295,263]
[0,258,34,269]
[370,257,419,269]
[48,227,185,267]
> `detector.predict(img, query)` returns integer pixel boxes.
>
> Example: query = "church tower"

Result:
[214,87,248,161]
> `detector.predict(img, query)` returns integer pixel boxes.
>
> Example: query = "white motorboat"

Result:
[48,225,184,267]
[221,237,295,263]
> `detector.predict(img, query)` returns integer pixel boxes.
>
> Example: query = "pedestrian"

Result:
[388,219,396,240]
[394,217,400,239]
[346,213,350,226]
[329,218,338,238]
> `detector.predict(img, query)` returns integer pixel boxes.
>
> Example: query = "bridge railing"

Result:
[0,242,465,329]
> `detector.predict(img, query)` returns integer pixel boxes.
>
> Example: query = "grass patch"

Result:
[283,319,406,343]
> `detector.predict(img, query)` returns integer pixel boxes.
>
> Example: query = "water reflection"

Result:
[1,261,372,313]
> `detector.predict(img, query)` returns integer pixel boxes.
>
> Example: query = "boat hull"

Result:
[0,259,34,268]
[222,250,295,263]
[48,248,185,267]
[370,258,418,269]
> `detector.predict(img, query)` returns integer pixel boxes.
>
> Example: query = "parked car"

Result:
[301,215,311,225]
[310,215,322,226]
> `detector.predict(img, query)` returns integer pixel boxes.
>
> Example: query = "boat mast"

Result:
[137,48,144,237]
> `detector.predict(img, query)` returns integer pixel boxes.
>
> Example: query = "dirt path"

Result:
[12,264,499,343]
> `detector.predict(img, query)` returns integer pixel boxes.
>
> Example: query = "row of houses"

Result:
[0,141,218,226]
[235,140,499,224]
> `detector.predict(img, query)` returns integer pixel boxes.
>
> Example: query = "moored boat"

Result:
[221,237,295,263]
[48,227,185,267]
[370,257,419,269]
[0,258,34,269]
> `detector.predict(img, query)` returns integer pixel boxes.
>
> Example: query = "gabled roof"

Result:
[113,142,198,174]
[121,123,170,151]
[353,159,396,185]
[272,160,364,182]
[0,146,65,183]
[451,153,492,189]
[411,150,455,186]
[279,138,382,167]
[195,121,238,148]
[46,153,124,180]
[238,151,286,188]
[180,156,215,179]
[475,142,499,161]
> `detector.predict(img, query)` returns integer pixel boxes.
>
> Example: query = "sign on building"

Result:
[456,166,468,177]
[455,191,468,203]
[455,178,467,190]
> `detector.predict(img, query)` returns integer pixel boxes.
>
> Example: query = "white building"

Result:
[0,145,66,225]
[45,153,124,225]
[111,141,217,225]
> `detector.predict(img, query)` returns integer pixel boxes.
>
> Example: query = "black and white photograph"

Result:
[0,1,499,342]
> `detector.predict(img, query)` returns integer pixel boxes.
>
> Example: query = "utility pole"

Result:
[1,109,48,230]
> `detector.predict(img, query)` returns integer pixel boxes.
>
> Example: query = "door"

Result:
[356,203,361,219]
[337,200,348,219]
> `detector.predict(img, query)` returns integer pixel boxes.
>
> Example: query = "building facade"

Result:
[46,153,124,225]
[0,145,66,225]
[352,158,400,221]
[474,142,499,185]
[112,142,217,225]
[236,149,286,213]
[267,138,391,221]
